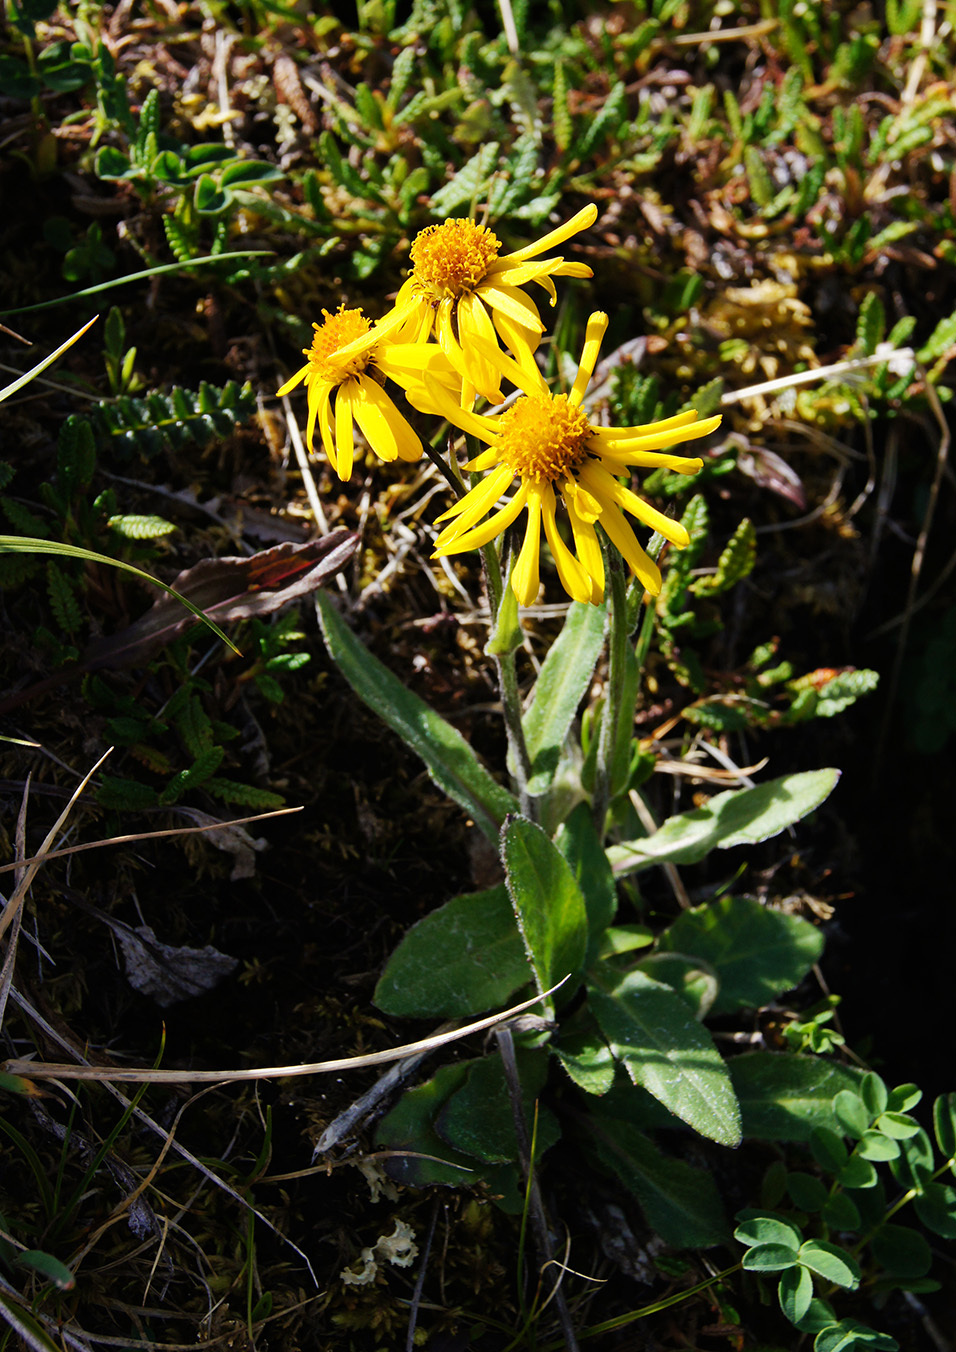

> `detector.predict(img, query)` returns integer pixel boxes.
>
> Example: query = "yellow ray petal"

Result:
[490,308,542,365]
[564,492,605,602]
[435,462,514,532]
[591,410,719,443]
[511,489,543,606]
[410,373,497,443]
[352,375,422,462]
[499,203,598,265]
[276,364,308,397]
[550,260,593,279]
[580,461,689,547]
[434,483,529,554]
[335,381,356,481]
[540,483,593,604]
[478,283,545,333]
[596,446,704,473]
[457,293,504,403]
[569,312,609,407]
[598,504,662,594]
[316,382,338,473]
[464,329,548,399]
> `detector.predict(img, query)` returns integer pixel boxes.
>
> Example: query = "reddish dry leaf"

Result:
[83,531,358,669]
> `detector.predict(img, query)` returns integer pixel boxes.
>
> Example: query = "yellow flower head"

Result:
[393,206,597,405]
[428,313,723,607]
[276,306,455,481]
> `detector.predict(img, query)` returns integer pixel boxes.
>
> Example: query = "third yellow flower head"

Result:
[429,313,722,607]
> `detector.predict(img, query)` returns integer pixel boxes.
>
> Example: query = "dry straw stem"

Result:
[0,805,301,877]
[4,985,563,1083]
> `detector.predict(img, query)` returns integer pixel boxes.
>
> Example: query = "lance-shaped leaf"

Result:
[608,769,840,875]
[589,968,741,1146]
[587,1105,729,1246]
[83,533,358,669]
[502,814,588,1012]
[522,600,606,795]
[316,590,516,843]
[374,885,531,1018]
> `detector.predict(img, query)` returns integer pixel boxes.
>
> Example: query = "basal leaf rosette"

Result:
[427,312,722,607]
[276,305,460,480]
[391,205,597,405]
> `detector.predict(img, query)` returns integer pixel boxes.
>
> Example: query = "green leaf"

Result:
[609,769,841,875]
[856,291,885,355]
[158,745,224,805]
[220,160,283,187]
[108,514,177,539]
[814,1321,898,1352]
[587,1107,729,1247]
[838,1154,878,1189]
[484,578,522,656]
[501,814,588,1008]
[95,144,132,179]
[374,885,530,1018]
[834,1090,869,1139]
[522,600,606,795]
[933,1091,956,1159]
[691,518,756,596]
[16,1250,75,1291]
[913,1182,956,1239]
[436,1048,559,1165]
[742,1242,800,1272]
[787,1171,828,1211]
[429,142,500,215]
[553,801,618,960]
[316,590,516,843]
[194,173,229,214]
[657,896,824,1015]
[917,306,956,362]
[730,1053,861,1142]
[553,1016,616,1095]
[589,969,741,1146]
[857,1130,900,1162]
[374,1061,481,1187]
[46,561,83,634]
[734,1213,804,1249]
[779,1264,813,1324]
[870,1223,932,1279]
[823,1192,861,1232]
[798,1240,860,1289]
[860,1072,889,1118]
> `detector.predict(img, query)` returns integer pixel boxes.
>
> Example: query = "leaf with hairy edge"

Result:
[522,600,606,795]
[316,591,517,843]
[730,1052,861,1141]
[657,896,824,1015]
[501,814,588,1011]
[589,969,741,1146]
[374,886,531,1018]
[608,769,841,875]
[554,801,618,960]
[587,1108,729,1247]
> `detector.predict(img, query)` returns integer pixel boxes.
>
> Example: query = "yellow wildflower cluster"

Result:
[277,204,721,606]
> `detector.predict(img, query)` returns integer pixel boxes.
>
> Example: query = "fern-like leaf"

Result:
[205,777,286,809]
[46,561,84,634]
[90,381,256,458]
[108,514,177,539]
[692,518,756,597]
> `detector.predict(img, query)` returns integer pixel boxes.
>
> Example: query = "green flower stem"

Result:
[592,548,628,836]
[480,537,535,820]
[433,431,534,817]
